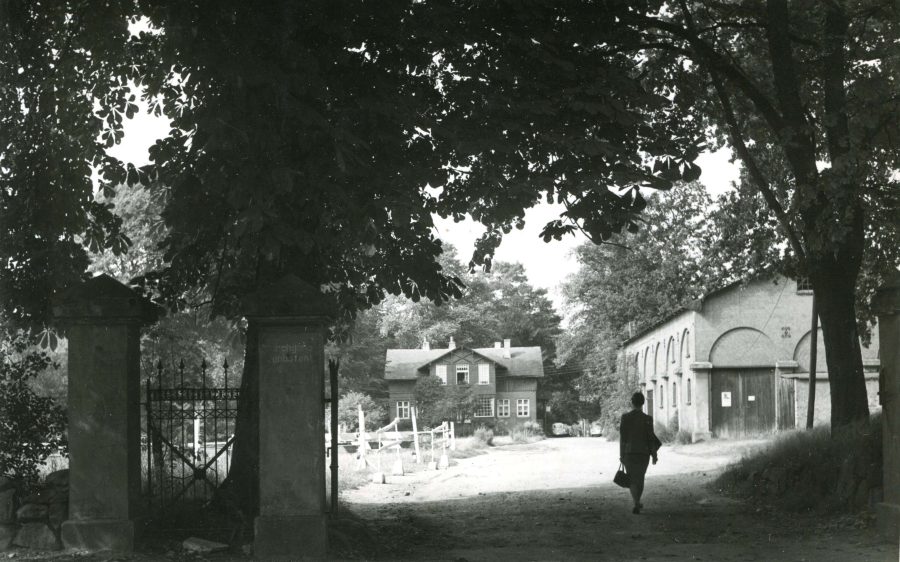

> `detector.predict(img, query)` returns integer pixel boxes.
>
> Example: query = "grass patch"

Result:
[716,413,883,514]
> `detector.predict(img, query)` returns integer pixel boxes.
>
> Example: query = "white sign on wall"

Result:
[748,395,756,402]
[721,392,732,407]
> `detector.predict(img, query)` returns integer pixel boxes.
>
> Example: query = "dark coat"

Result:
[619,409,661,458]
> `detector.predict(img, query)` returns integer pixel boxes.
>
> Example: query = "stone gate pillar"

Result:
[240,275,336,560]
[52,275,161,552]
[873,271,900,540]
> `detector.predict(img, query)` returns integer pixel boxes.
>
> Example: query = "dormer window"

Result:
[456,364,470,384]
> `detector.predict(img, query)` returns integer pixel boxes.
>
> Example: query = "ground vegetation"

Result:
[718,413,883,513]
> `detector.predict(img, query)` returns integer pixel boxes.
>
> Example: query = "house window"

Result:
[478,363,490,385]
[456,364,469,385]
[797,277,813,293]
[397,401,410,420]
[672,382,677,407]
[475,397,494,417]
[436,364,448,385]
[498,399,510,417]
[517,399,530,417]
[659,385,664,408]
[687,379,692,405]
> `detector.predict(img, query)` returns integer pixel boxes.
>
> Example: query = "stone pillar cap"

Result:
[52,274,162,325]
[240,274,338,320]
[873,269,900,315]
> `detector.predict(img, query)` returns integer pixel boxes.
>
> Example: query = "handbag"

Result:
[614,463,631,488]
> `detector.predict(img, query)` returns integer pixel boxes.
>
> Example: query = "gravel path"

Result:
[341,437,896,561]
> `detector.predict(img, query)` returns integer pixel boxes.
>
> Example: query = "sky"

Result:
[109,108,741,314]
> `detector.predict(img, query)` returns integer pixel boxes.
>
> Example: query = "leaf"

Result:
[682,163,702,182]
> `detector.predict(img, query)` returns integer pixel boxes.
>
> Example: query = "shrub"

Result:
[675,429,693,445]
[522,421,544,437]
[717,413,883,513]
[509,428,529,443]
[327,391,387,432]
[654,418,679,444]
[0,332,68,485]
[604,425,620,442]
[473,427,494,446]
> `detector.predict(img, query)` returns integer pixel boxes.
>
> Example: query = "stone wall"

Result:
[793,376,882,428]
[0,469,68,552]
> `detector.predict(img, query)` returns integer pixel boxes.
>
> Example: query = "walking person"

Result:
[619,392,661,514]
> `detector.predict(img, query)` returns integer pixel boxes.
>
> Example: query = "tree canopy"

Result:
[557,181,762,430]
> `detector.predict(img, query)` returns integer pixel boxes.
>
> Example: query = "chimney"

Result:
[494,342,501,349]
[423,339,430,351]
[503,338,511,359]
[449,336,456,350]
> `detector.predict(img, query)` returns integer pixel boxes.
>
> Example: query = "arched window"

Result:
[672,382,677,407]
[687,379,692,405]
[659,384,665,408]
[684,330,691,358]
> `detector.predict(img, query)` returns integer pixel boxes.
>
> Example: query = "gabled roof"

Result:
[385,346,544,380]
[621,279,746,347]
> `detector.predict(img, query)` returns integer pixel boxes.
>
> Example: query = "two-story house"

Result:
[384,338,544,431]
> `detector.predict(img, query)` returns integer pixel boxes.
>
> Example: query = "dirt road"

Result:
[341,438,897,561]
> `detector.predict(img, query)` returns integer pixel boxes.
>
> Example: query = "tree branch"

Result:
[708,68,807,261]
[822,2,851,162]
[764,0,819,185]
[634,15,787,137]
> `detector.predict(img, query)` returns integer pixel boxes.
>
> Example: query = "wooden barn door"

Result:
[711,371,742,438]
[711,369,776,438]
[777,376,796,430]
[742,369,776,435]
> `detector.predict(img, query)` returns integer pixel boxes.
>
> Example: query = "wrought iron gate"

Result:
[144,358,240,523]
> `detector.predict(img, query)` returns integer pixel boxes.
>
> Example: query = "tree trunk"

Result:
[219,321,260,518]
[813,264,870,428]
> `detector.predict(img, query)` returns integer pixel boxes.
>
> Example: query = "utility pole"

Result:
[806,293,819,429]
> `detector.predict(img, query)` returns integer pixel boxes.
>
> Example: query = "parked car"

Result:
[589,421,603,437]
[551,422,570,437]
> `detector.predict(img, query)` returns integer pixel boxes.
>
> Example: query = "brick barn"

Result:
[384,338,545,431]
[620,277,881,441]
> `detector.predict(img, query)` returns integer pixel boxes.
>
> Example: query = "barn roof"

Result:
[384,346,544,380]
[621,279,747,347]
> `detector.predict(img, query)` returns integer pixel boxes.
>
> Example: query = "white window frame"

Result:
[474,397,494,418]
[436,364,448,385]
[397,401,410,420]
[498,399,510,417]
[456,363,469,385]
[517,399,530,417]
[477,363,490,385]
